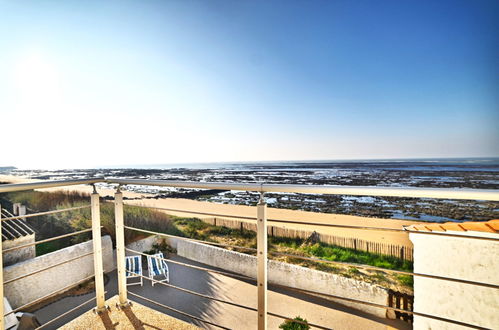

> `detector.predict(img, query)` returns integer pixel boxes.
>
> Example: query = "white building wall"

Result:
[3,235,114,309]
[410,231,499,329]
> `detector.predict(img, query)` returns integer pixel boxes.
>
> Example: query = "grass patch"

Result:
[271,236,413,272]
[397,274,414,286]
[36,240,69,256]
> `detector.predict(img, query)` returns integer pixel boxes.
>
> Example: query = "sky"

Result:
[0,0,498,169]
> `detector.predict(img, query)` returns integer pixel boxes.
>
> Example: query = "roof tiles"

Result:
[405,219,498,234]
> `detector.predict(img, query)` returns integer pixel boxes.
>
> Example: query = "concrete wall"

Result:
[177,240,389,318]
[3,235,114,309]
[125,235,182,254]
[410,231,499,330]
[126,235,159,253]
[3,234,36,266]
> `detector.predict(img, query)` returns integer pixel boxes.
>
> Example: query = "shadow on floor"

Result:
[32,255,411,330]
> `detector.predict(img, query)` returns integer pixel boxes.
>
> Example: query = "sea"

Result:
[4,157,499,222]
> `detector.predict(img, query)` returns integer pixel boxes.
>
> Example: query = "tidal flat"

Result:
[7,158,499,222]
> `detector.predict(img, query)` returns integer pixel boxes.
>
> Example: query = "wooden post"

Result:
[403,294,409,321]
[0,205,4,330]
[91,188,106,312]
[395,293,401,319]
[115,187,128,306]
[257,193,267,330]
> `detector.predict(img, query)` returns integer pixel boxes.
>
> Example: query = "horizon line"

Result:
[5,155,499,171]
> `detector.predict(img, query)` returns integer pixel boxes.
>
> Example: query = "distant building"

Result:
[406,219,499,330]
[1,204,36,266]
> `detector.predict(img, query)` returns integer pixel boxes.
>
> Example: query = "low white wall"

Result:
[126,235,159,253]
[125,235,182,253]
[177,240,389,318]
[3,234,36,266]
[410,231,499,330]
[3,235,114,309]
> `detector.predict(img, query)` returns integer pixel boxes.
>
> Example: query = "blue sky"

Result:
[1,0,498,168]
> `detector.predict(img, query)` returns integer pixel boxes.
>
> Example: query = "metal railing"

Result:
[0,178,497,330]
[0,179,107,329]
[121,223,495,330]
[1,205,91,222]
[109,179,498,330]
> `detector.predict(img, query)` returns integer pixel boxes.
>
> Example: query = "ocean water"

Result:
[104,157,499,171]
[5,157,498,223]
[8,157,499,187]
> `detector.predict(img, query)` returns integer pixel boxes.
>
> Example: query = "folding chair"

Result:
[147,252,169,286]
[125,255,143,286]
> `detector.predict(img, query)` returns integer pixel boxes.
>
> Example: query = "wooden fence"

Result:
[202,217,414,261]
[388,290,414,323]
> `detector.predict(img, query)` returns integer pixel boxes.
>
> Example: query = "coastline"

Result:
[0,174,420,247]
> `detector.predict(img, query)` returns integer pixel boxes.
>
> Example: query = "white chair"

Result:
[125,255,143,286]
[4,298,41,329]
[147,252,169,286]
[4,297,18,329]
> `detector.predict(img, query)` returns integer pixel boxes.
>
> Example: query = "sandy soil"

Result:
[0,175,422,247]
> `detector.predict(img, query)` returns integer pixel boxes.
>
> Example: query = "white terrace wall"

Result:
[3,234,36,267]
[410,231,499,330]
[126,235,158,253]
[3,235,114,309]
[177,239,389,318]
[125,234,182,253]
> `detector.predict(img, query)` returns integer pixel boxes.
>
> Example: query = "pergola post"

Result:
[114,187,128,306]
[257,193,267,330]
[91,187,106,312]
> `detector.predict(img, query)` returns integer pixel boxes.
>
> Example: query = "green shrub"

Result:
[208,225,256,239]
[397,275,414,286]
[279,316,310,330]
[152,239,176,254]
[308,243,324,257]
[348,267,360,275]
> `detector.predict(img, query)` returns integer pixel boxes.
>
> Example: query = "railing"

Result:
[109,179,499,330]
[0,179,105,330]
[0,178,497,330]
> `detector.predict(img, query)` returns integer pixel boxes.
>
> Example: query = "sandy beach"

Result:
[0,175,421,247]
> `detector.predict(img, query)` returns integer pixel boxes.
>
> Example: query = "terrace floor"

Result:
[59,295,198,330]
[31,256,411,329]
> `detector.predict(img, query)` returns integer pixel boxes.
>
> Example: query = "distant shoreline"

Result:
[0,174,419,247]
[2,157,498,223]
[4,156,499,171]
